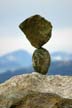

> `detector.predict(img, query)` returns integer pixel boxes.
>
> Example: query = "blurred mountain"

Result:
[0,50,32,73]
[0,51,72,83]
[48,52,72,75]
[0,67,33,83]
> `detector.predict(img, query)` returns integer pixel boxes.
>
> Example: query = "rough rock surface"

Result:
[0,72,72,108]
[32,48,51,74]
[19,15,52,48]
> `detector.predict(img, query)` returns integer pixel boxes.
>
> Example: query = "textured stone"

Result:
[0,72,72,108]
[19,15,52,48]
[32,48,51,74]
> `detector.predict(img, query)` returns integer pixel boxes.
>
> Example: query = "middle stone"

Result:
[32,48,51,74]
[19,15,52,48]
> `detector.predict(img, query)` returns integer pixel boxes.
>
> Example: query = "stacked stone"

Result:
[19,15,52,74]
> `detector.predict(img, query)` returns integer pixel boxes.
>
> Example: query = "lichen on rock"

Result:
[19,15,52,75]
[0,72,72,108]
[32,48,51,74]
[19,15,52,48]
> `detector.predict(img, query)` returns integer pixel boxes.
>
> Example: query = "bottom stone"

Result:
[0,72,72,108]
[10,92,72,108]
[32,48,51,74]
[10,92,62,108]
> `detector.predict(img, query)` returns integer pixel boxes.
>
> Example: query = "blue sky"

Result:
[0,0,72,55]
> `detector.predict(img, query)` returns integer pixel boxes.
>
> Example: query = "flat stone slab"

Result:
[0,72,72,108]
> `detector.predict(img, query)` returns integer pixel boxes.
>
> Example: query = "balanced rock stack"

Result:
[19,15,52,74]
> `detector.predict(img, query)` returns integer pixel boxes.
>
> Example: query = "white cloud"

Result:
[0,35,35,55]
[0,0,72,13]
[0,28,72,56]
[44,28,72,52]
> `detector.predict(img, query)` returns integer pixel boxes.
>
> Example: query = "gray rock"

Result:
[32,48,51,74]
[0,72,72,108]
[19,15,52,48]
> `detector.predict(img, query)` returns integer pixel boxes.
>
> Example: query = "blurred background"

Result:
[0,0,72,83]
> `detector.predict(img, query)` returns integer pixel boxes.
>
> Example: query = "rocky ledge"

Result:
[0,72,72,108]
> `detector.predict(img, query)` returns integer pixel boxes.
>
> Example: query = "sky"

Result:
[0,0,72,55]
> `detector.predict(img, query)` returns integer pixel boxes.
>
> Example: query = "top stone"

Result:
[19,15,52,48]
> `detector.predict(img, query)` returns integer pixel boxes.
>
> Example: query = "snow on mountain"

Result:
[6,55,17,61]
[0,50,72,74]
[51,52,72,61]
[0,51,72,83]
[0,50,32,73]
[48,52,72,75]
